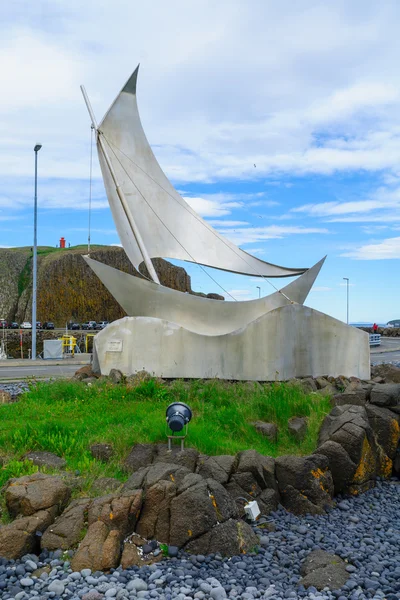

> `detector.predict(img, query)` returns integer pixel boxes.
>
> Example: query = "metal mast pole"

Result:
[80,85,160,285]
[32,144,42,360]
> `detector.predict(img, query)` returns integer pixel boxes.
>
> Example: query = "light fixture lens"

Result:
[34,144,42,152]
[166,402,192,432]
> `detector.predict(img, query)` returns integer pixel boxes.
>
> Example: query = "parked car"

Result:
[81,322,90,330]
[0,321,7,329]
[10,322,19,329]
[36,321,42,329]
[70,323,80,330]
[21,322,32,329]
[95,321,109,330]
[43,322,55,330]
[88,321,97,330]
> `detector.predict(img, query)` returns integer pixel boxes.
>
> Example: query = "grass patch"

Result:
[0,378,331,494]
[17,257,32,297]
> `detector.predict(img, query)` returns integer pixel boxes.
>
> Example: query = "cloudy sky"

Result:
[1,0,400,323]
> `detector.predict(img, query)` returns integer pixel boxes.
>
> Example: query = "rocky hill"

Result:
[0,246,223,326]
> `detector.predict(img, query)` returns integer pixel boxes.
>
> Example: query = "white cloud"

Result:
[2,2,400,186]
[292,185,400,224]
[308,82,399,125]
[0,178,107,211]
[0,30,83,112]
[206,220,250,227]
[292,199,387,217]
[183,196,239,217]
[183,192,271,218]
[342,236,400,260]
[219,225,329,246]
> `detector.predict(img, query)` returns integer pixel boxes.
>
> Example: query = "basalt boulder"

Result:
[70,521,122,572]
[318,404,392,492]
[365,404,400,459]
[184,518,259,557]
[135,480,176,542]
[331,391,367,407]
[288,417,308,441]
[196,455,235,484]
[299,550,350,590]
[369,383,400,407]
[5,473,70,518]
[90,443,114,463]
[275,454,333,515]
[169,479,237,547]
[154,444,199,472]
[124,444,156,473]
[314,441,357,495]
[235,450,277,491]
[0,508,57,559]
[24,451,67,470]
[123,462,192,492]
[88,490,143,536]
[41,498,91,551]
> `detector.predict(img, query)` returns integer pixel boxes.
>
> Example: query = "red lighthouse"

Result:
[60,237,66,249]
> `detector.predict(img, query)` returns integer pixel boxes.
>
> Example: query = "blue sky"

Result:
[1,1,400,323]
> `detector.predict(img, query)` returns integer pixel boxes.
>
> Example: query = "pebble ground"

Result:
[0,480,399,600]
[0,382,29,401]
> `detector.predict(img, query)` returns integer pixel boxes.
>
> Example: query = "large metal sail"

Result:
[96,66,307,278]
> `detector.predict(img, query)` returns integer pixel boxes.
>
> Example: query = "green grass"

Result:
[0,378,331,495]
[17,257,32,297]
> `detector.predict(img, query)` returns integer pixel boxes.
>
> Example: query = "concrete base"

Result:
[93,304,370,381]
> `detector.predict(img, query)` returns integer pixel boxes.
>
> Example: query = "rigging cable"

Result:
[102,135,295,303]
[103,136,238,301]
[88,125,94,255]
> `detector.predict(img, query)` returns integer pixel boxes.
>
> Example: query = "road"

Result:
[371,350,400,365]
[0,363,86,381]
[370,336,400,365]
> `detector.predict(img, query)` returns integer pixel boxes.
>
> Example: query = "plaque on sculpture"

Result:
[106,340,123,352]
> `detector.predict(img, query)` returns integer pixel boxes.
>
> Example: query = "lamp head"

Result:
[34,144,42,152]
[166,402,192,432]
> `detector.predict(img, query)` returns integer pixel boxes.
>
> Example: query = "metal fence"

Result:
[369,334,381,347]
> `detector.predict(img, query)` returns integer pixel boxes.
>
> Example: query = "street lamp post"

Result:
[32,144,42,360]
[256,286,261,299]
[343,277,349,325]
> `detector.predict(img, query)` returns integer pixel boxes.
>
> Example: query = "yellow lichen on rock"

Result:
[352,437,376,484]
[390,419,400,456]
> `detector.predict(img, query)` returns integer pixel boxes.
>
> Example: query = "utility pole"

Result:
[32,144,42,360]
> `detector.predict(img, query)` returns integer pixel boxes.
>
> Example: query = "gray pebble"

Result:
[48,580,65,595]
[210,586,227,600]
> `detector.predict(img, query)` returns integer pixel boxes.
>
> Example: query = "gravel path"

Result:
[0,480,399,600]
[0,382,29,401]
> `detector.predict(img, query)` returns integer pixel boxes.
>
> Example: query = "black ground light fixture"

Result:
[166,402,192,450]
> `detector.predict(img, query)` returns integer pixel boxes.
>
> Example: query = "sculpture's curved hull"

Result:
[93,307,370,381]
[83,255,326,336]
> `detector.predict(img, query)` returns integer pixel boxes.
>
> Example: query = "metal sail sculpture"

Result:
[80,67,369,380]
[83,66,308,281]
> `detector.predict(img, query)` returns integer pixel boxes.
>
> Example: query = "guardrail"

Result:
[369,334,381,347]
